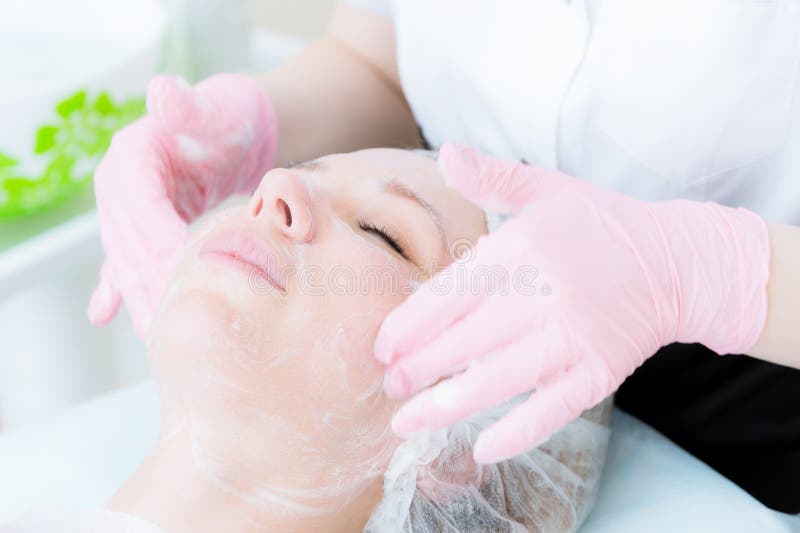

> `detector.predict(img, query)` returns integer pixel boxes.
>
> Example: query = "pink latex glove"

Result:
[89,74,277,337]
[375,143,771,464]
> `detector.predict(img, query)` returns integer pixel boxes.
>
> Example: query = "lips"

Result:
[199,229,287,292]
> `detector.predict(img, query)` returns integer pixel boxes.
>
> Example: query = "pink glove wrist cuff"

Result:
[712,207,771,355]
[666,202,771,355]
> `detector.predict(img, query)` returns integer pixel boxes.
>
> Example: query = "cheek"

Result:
[287,242,412,404]
[186,205,249,248]
[149,287,280,402]
[296,311,401,469]
[315,311,390,401]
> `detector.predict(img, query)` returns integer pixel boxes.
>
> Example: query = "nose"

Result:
[249,170,314,243]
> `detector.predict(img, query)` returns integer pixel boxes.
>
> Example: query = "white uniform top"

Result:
[347,0,800,224]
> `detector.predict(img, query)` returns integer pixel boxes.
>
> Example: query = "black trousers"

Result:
[616,343,800,514]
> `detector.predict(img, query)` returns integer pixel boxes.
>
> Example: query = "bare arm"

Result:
[750,223,800,368]
[256,2,420,166]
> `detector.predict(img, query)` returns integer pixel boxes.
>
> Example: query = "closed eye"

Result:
[358,219,407,259]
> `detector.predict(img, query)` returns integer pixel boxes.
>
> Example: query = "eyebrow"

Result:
[384,179,448,257]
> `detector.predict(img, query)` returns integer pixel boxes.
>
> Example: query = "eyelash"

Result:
[358,219,407,258]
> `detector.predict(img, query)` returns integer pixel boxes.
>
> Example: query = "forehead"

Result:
[303,149,442,190]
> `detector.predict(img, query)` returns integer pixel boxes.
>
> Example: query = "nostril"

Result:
[277,199,292,227]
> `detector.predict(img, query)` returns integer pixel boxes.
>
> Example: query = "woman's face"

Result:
[147,148,487,515]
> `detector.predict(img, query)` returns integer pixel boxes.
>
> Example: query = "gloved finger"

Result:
[143,192,191,257]
[87,261,121,325]
[438,142,587,214]
[119,234,184,340]
[120,268,168,340]
[472,366,595,464]
[374,264,483,365]
[127,295,154,339]
[383,299,541,398]
[105,156,190,262]
[391,332,570,436]
[195,73,268,117]
[147,75,214,136]
[96,163,188,336]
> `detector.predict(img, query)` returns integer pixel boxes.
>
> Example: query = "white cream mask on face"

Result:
[147,187,407,524]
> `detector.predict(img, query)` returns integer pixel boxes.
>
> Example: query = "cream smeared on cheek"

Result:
[150,272,401,523]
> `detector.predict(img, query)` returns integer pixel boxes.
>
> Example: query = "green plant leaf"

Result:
[0,89,148,217]
[114,97,146,122]
[2,176,35,193]
[85,129,114,156]
[94,92,115,115]
[34,125,58,154]
[0,152,18,168]
[0,176,37,212]
[56,90,87,118]
[42,153,76,185]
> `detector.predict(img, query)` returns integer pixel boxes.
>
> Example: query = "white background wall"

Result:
[249,0,337,38]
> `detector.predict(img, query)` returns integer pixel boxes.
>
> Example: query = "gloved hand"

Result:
[375,143,771,463]
[88,74,278,337]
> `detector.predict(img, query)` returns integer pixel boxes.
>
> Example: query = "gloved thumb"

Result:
[438,143,586,214]
[88,261,122,326]
[146,75,213,136]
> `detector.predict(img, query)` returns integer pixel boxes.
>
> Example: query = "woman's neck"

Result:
[106,427,382,533]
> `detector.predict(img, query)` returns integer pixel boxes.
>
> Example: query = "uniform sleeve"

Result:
[1,510,165,533]
[341,0,393,18]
